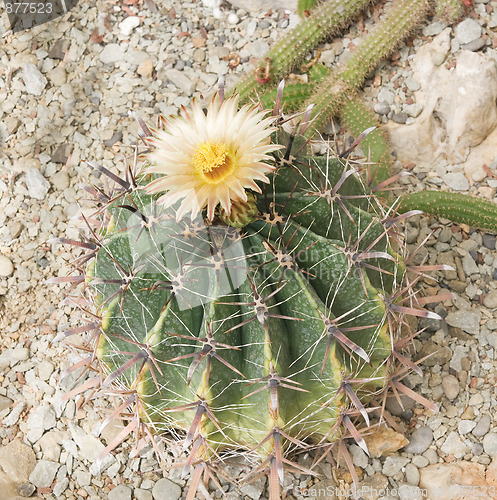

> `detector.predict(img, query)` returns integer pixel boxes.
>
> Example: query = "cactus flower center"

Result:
[193,142,235,184]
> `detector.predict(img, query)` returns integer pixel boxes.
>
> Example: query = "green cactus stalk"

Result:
[398,191,497,233]
[436,0,465,22]
[51,94,443,499]
[234,0,374,103]
[297,0,320,16]
[304,0,431,134]
[255,1,497,234]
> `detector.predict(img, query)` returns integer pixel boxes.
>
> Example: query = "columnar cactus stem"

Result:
[304,0,431,135]
[399,191,497,233]
[234,0,374,103]
[436,0,465,22]
[297,0,320,17]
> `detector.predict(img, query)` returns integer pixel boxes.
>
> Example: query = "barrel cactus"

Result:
[52,88,446,498]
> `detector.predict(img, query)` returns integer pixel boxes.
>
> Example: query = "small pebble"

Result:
[99,43,126,64]
[482,234,496,250]
[472,414,491,437]
[22,64,47,95]
[441,374,460,400]
[458,420,476,435]
[119,16,140,36]
[445,310,481,335]
[406,426,433,454]
[483,290,497,309]
[442,172,470,191]
[227,12,239,24]
[17,483,36,497]
[152,479,182,500]
[25,168,51,200]
[374,102,391,115]
[382,456,409,476]
[0,255,14,277]
[461,37,486,51]
[440,431,467,457]
[455,18,482,44]
[109,484,132,500]
[405,463,419,486]
[483,432,497,455]
[134,489,153,500]
[392,112,408,124]
[28,460,59,489]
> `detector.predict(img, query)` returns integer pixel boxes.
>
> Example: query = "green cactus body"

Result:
[54,99,436,499]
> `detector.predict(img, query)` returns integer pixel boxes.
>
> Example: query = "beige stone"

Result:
[0,440,36,484]
[363,426,409,458]
[137,59,154,78]
[419,462,489,500]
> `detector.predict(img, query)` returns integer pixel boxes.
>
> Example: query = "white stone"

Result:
[201,0,221,8]
[166,69,196,96]
[109,484,132,500]
[0,256,13,277]
[458,420,476,435]
[22,63,47,95]
[29,460,59,488]
[152,478,182,500]
[27,405,56,432]
[227,12,239,24]
[455,18,482,45]
[37,360,55,381]
[440,431,468,457]
[48,66,66,87]
[25,168,50,200]
[2,403,25,427]
[99,43,126,64]
[446,309,481,335]
[119,16,140,36]
[442,172,469,191]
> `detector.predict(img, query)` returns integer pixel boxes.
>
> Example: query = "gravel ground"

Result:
[2,1,497,499]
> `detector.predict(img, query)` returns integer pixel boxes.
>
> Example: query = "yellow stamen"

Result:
[193,142,235,184]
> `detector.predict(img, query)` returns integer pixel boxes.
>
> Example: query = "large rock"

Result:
[419,462,488,499]
[0,440,36,484]
[386,28,497,180]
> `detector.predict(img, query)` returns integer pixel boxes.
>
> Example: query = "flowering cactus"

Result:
[51,89,448,499]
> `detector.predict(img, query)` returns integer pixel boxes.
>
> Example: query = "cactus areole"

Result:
[53,92,443,499]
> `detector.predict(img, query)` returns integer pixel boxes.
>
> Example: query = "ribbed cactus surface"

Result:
[52,103,440,499]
